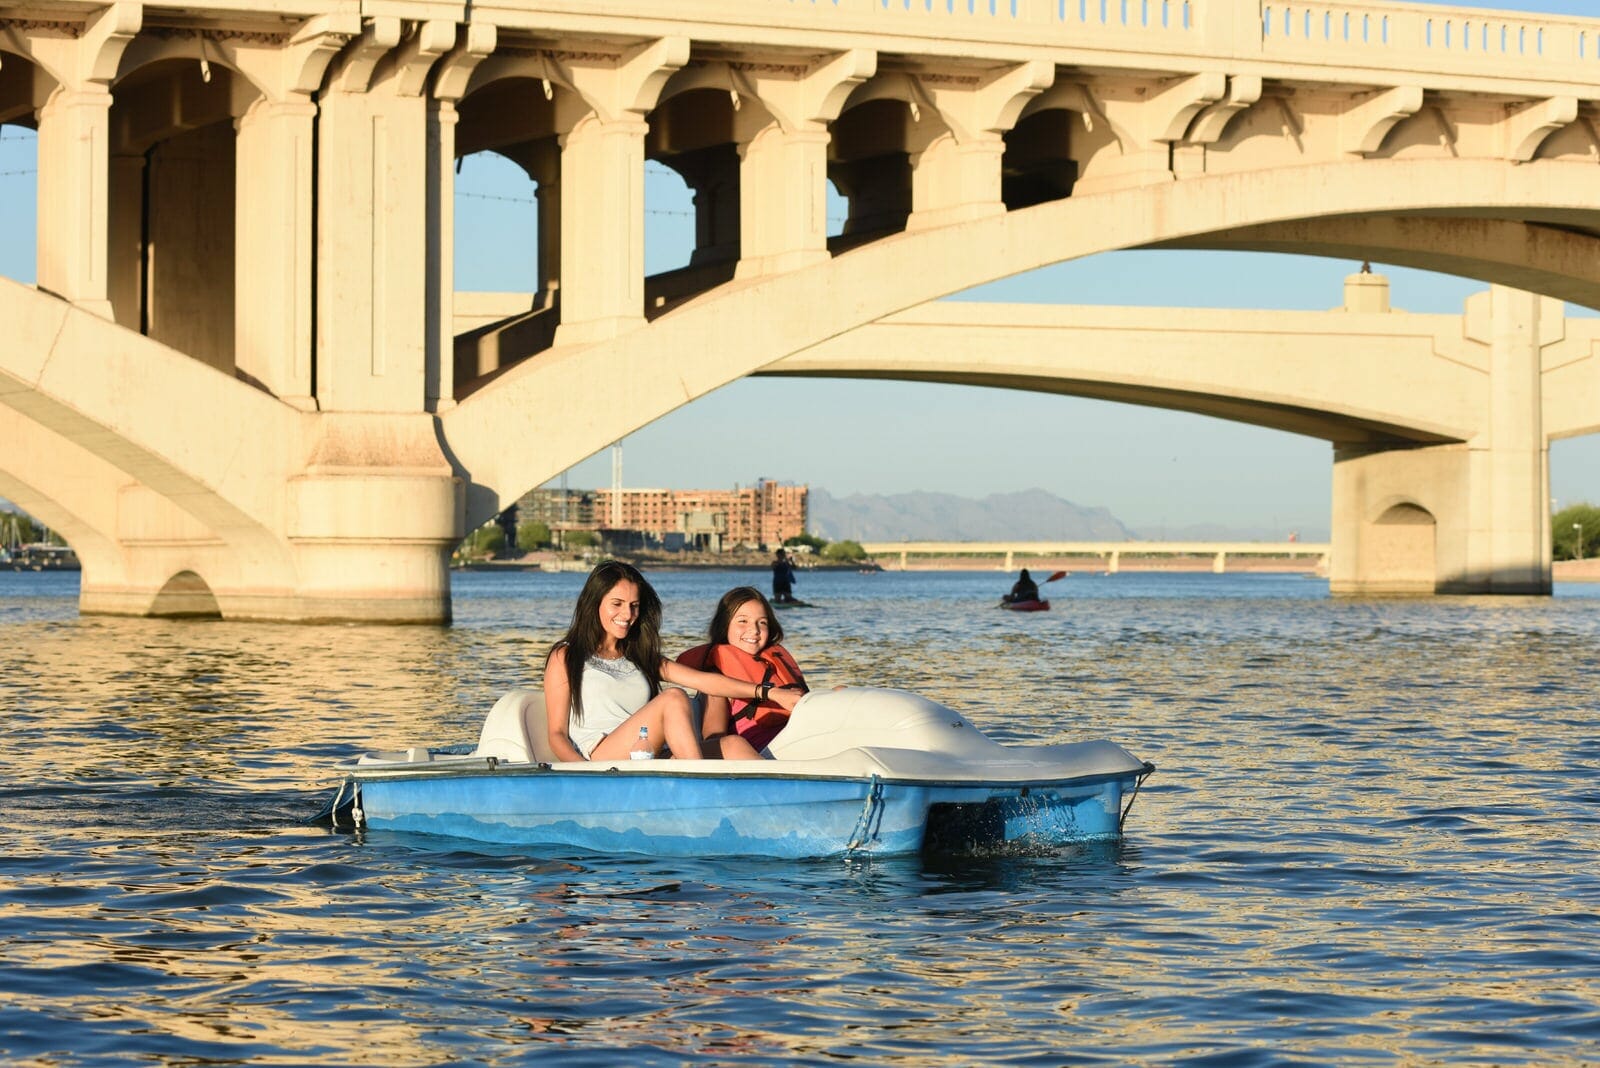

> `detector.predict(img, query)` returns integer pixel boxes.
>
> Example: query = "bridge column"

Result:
[1213,552,1226,573]
[31,4,140,320]
[734,50,874,278]
[905,63,1052,231]
[1330,286,1555,595]
[235,99,317,406]
[553,39,687,345]
[315,20,456,412]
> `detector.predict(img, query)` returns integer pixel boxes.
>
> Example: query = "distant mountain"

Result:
[808,488,1133,542]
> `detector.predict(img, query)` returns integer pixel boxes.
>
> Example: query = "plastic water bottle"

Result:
[630,726,654,760]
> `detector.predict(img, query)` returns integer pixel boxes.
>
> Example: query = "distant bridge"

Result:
[860,541,1330,574]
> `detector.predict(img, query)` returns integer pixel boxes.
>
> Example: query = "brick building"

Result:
[517,480,807,551]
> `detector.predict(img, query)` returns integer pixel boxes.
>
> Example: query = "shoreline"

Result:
[458,553,1600,582]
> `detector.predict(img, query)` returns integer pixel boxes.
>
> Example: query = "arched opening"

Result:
[1002,108,1077,210]
[828,98,914,253]
[645,87,743,313]
[1362,502,1437,593]
[452,77,560,396]
[108,59,242,371]
[149,569,221,618]
[0,49,46,286]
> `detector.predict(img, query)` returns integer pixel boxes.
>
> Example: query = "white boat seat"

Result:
[474,688,559,764]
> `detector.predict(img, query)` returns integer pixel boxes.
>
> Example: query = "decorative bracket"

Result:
[1148,71,1226,143]
[394,20,455,98]
[334,16,401,94]
[284,12,361,97]
[433,22,496,103]
[1184,75,1261,145]
[80,2,142,85]
[1340,85,1422,156]
[1505,96,1577,163]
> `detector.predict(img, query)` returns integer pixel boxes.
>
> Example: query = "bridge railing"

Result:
[742,0,1600,89]
[1258,2,1600,69]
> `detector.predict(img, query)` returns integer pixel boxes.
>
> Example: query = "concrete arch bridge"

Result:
[2,0,1599,620]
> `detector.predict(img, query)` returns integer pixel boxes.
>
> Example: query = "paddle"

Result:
[998,570,1068,607]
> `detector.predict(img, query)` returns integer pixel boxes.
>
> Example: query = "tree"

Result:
[1555,503,1600,560]
[784,533,827,553]
[564,530,599,549]
[820,539,867,562]
[518,520,552,552]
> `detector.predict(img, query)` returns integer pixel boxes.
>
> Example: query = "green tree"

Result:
[518,520,552,552]
[564,530,600,549]
[1555,503,1600,560]
[784,532,827,553]
[820,539,867,562]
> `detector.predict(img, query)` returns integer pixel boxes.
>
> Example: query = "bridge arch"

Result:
[444,153,1600,527]
[1360,501,1439,595]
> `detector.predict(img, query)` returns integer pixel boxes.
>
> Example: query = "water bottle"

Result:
[629,726,654,760]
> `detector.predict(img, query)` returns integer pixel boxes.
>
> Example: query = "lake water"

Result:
[3,567,1599,1066]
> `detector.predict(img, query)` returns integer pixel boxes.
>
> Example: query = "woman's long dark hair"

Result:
[550,560,662,723]
[708,586,783,650]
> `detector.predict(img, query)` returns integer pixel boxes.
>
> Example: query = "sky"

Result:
[2,0,1597,540]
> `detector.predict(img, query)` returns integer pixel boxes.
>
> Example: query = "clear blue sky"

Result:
[2,0,1597,539]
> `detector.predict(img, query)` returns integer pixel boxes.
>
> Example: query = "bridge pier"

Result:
[1330,287,1555,596]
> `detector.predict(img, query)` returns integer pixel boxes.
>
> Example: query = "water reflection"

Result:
[3,569,1600,1064]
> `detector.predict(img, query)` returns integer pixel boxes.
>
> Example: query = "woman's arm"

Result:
[661,658,804,711]
[543,647,586,762]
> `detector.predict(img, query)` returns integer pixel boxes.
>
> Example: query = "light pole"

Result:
[1576,522,1585,561]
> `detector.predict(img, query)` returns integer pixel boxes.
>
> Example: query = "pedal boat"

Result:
[323,687,1154,859]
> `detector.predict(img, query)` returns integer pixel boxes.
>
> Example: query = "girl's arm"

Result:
[543,647,586,762]
[661,659,804,711]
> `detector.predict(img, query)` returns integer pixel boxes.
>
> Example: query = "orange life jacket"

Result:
[676,642,807,750]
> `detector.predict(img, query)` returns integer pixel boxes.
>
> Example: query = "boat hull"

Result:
[339,764,1141,859]
[1000,599,1050,612]
[325,688,1153,859]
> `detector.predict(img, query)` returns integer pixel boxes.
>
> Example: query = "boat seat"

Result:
[475,688,559,764]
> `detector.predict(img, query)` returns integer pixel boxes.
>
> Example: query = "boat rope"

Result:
[846,775,884,852]
[351,781,366,829]
[328,779,347,829]
[1120,762,1157,833]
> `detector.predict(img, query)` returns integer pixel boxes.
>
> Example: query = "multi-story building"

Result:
[516,480,807,551]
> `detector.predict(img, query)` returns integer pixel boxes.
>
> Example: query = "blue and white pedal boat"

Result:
[324,687,1154,859]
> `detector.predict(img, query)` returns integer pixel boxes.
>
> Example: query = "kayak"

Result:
[1000,599,1050,612]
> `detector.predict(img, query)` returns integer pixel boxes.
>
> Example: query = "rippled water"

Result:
[3,568,1599,1066]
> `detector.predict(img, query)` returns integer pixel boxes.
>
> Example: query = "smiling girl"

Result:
[677,586,810,753]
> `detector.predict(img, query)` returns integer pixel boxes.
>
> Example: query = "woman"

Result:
[544,562,802,762]
[677,586,809,753]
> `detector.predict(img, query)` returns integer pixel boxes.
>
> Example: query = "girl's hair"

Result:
[708,586,783,649]
[550,560,662,723]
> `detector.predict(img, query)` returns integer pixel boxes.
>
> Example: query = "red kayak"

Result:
[1000,599,1050,612]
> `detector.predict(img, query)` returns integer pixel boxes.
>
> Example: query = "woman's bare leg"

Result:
[588,689,702,761]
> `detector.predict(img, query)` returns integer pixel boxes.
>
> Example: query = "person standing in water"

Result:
[543,561,802,762]
[771,547,798,604]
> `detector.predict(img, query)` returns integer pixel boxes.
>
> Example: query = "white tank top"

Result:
[567,654,652,758]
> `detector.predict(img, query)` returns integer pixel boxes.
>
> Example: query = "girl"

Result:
[544,562,801,762]
[677,586,809,753]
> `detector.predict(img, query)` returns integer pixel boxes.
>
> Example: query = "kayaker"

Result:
[678,586,811,753]
[1003,568,1039,605]
[771,547,797,603]
[543,561,803,762]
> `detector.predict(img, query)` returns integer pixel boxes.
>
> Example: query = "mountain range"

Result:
[808,488,1317,542]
